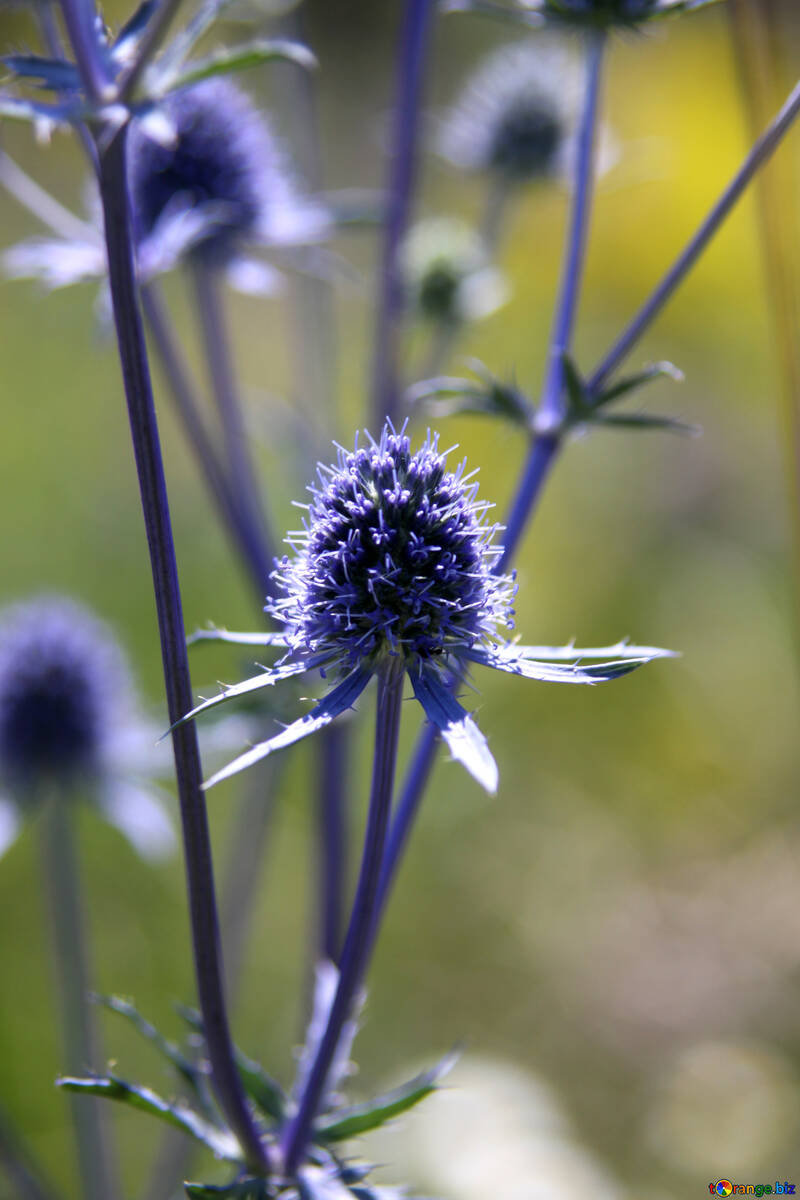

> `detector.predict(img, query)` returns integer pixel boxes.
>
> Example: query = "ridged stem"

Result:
[192,262,276,570]
[41,793,118,1200]
[371,0,435,429]
[96,125,268,1175]
[141,282,273,593]
[588,72,800,396]
[376,31,606,925]
[282,659,405,1175]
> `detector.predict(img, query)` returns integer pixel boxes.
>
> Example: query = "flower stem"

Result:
[316,721,348,963]
[56,0,108,102]
[282,658,405,1175]
[371,0,435,429]
[141,282,274,593]
[376,31,606,928]
[588,72,800,396]
[537,29,605,431]
[96,125,268,1175]
[192,262,276,570]
[40,792,117,1200]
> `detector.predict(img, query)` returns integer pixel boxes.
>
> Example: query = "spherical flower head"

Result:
[0,596,135,789]
[268,426,516,670]
[401,217,508,325]
[438,40,578,184]
[127,78,304,266]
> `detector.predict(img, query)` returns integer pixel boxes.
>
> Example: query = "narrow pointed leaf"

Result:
[2,56,81,91]
[185,1179,268,1199]
[92,995,210,1106]
[464,644,668,683]
[592,360,684,409]
[234,1052,286,1122]
[409,664,498,794]
[406,375,532,425]
[513,640,676,662]
[0,95,75,125]
[592,412,701,436]
[56,1076,240,1160]
[162,40,316,93]
[169,654,332,734]
[188,627,290,649]
[561,352,590,420]
[315,1051,457,1141]
[204,668,373,789]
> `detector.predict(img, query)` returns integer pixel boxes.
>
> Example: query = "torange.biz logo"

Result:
[709,1183,796,1197]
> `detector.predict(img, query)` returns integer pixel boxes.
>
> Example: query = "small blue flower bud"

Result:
[401,217,509,325]
[0,596,133,786]
[438,41,577,184]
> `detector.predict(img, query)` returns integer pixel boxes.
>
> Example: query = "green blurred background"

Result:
[2,1,800,1196]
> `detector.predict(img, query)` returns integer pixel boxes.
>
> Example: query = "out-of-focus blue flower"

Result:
[1,79,330,297]
[180,425,671,794]
[442,0,719,29]
[401,217,509,326]
[437,40,578,184]
[0,596,175,861]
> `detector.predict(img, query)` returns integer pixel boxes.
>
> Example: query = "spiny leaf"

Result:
[92,994,213,1109]
[406,374,533,426]
[2,56,81,91]
[592,412,701,436]
[592,360,684,409]
[56,1075,241,1160]
[184,1179,269,1199]
[0,94,76,125]
[160,39,316,94]
[315,1051,458,1142]
[561,352,590,420]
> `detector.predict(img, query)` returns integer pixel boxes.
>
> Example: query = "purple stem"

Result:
[588,73,800,397]
[96,126,268,1175]
[282,659,405,1175]
[56,0,108,102]
[377,32,606,920]
[371,0,435,429]
[141,282,274,593]
[192,263,276,570]
[538,31,605,430]
[317,721,348,963]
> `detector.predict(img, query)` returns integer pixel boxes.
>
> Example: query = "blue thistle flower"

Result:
[0,596,175,861]
[401,217,509,326]
[437,41,579,184]
[1,80,329,296]
[180,426,671,794]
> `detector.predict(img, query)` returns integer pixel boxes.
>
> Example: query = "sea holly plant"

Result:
[439,0,722,31]
[174,424,672,795]
[58,989,455,1197]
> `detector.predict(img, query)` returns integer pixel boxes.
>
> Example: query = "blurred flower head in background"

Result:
[401,216,509,326]
[437,39,578,184]
[127,77,330,286]
[0,596,175,862]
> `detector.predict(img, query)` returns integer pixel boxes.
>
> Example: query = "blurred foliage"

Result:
[1,2,800,1198]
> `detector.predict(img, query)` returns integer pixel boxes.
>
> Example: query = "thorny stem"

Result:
[41,793,118,1200]
[96,126,268,1175]
[588,73,800,397]
[371,0,435,429]
[192,262,275,569]
[282,659,405,1175]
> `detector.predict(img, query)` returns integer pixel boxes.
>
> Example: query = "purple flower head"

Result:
[438,41,578,184]
[0,596,175,861]
[270,426,516,669]
[181,426,672,795]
